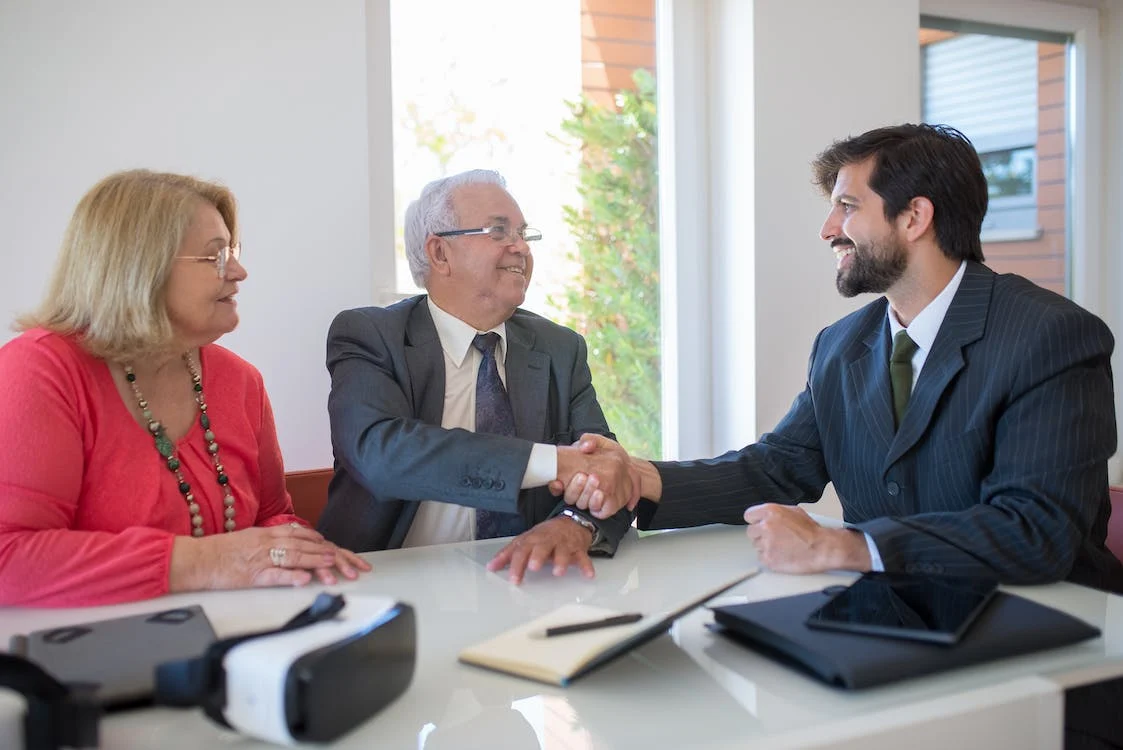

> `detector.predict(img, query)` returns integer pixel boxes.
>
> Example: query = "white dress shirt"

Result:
[862,261,967,570]
[402,298,557,547]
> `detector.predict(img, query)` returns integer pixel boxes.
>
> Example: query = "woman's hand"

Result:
[169,525,371,592]
[311,543,371,586]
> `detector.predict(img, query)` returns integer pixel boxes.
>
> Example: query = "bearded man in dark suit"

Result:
[559,124,1122,747]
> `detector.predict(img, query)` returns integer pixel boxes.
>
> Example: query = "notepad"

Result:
[458,569,759,686]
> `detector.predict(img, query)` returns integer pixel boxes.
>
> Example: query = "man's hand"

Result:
[552,434,641,519]
[743,504,871,574]
[486,517,596,585]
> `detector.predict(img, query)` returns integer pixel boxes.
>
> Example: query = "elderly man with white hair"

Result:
[319,169,635,583]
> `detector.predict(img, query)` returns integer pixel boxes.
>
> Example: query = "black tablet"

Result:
[9,605,217,709]
[804,573,999,645]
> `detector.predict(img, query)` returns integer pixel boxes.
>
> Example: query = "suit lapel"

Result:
[884,262,993,468]
[404,298,446,428]
[504,318,549,441]
[846,309,896,456]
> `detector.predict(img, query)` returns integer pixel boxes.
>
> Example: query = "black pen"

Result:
[531,613,644,638]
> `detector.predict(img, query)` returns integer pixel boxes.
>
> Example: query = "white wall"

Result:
[735,0,920,519]
[707,0,921,451]
[0,0,376,470]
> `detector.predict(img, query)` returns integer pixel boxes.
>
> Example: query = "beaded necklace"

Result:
[124,352,236,537]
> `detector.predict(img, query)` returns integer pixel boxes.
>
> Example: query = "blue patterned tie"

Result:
[472,332,527,539]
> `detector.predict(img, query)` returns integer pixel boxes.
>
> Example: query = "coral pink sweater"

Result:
[0,330,303,607]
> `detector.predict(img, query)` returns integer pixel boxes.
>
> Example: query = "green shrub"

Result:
[553,69,661,458]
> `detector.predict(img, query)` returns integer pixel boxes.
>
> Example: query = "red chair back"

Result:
[1108,486,1123,561]
[284,469,332,527]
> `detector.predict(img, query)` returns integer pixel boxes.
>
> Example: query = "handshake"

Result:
[549,434,663,519]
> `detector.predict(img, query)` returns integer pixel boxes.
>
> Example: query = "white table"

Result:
[2,525,1121,749]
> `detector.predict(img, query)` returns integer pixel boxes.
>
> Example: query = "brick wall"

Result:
[581,0,655,108]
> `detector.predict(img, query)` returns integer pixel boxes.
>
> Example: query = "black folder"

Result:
[710,588,1101,689]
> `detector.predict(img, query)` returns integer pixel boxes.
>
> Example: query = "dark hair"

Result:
[812,123,988,262]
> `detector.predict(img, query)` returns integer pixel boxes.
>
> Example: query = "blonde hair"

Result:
[18,169,238,361]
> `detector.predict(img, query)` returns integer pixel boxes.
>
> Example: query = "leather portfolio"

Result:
[710,588,1101,689]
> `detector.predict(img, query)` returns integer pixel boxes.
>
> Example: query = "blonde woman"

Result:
[0,170,369,607]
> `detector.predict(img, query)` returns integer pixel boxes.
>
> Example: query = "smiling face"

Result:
[426,183,534,330]
[163,201,247,348]
[819,158,909,298]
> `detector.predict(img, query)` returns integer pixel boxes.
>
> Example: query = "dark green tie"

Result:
[890,330,919,428]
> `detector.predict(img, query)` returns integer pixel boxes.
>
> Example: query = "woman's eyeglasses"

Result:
[177,244,242,278]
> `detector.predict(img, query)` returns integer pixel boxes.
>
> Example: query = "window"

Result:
[980,146,1035,199]
[389,0,663,457]
[920,19,1071,296]
[922,32,1039,239]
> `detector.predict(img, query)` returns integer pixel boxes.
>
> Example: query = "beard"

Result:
[835,235,908,298]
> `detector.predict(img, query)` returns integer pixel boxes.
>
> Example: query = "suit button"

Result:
[483,479,494,489]
[471,478,482,489]
[460,478,471,487]
[495,480,505,491]
[887,481,900,496]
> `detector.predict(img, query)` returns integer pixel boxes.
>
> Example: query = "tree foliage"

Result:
[554,69,661,457]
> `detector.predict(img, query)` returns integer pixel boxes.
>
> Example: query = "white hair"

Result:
[403,169,507,287]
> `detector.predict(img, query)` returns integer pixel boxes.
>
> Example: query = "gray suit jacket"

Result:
[638,262,1123,593]
[320,295,631,553]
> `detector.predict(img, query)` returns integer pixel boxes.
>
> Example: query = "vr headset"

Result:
[0,652,99,750]
[156,593,416,745]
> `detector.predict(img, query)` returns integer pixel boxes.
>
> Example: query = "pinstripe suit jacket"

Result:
[640,262,1123,593]
[319,296,631,553]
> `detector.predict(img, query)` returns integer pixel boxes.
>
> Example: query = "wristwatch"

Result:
[559,507,603,549]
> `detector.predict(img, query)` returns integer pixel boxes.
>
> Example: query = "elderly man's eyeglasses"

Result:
[433,226,543,244]
[177,244,242,278]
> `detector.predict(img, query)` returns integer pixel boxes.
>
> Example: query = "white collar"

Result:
[426,297,507,368]
[887,260,967,350]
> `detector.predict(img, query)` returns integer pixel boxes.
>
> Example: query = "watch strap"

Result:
[559,507,603,548]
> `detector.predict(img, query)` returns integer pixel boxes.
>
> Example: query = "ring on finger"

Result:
[269,546,287,567]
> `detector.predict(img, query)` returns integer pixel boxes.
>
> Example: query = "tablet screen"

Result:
[804,573,999,645]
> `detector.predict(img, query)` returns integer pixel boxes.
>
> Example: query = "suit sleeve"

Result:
[638,330,831,530]
[544,332,633,555]
[327,308,533,514]
[857,311,1117,584]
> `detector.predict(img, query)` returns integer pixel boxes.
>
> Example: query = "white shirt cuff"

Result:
[864,532,885,572]
[521,444,558,489]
